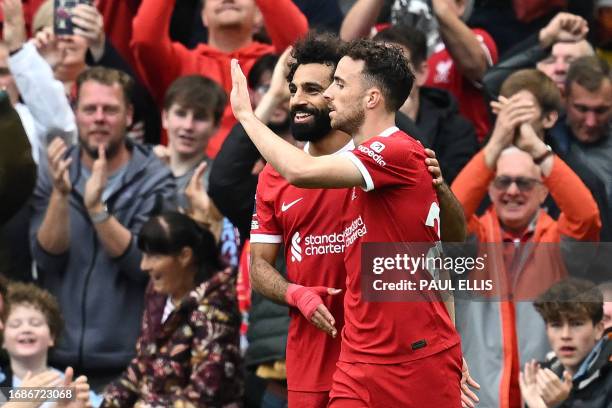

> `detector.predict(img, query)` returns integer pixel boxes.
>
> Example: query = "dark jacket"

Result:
[209,123,289,369]
[102,268,243,407]
[30,141,175,373]
[482,32,549,102]
[415,87,479,184]
[0,91,35,226]
[539,333,612,408]
[547,120,612,242]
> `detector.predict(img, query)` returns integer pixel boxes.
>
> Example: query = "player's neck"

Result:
[309,130,352,156]
[353,111,397,146]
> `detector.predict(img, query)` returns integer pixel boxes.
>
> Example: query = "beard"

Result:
[331,105,365,136]
[290,106,332,142]
[268,114,291,135]
[80,136,123,160]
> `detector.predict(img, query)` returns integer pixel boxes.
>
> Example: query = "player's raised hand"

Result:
[231,59,254,122]
[285,284,342,337]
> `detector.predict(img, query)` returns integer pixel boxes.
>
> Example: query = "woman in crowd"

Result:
[102,212,243,407]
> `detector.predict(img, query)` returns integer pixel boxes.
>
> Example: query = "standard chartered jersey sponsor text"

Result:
[290,231,345,262]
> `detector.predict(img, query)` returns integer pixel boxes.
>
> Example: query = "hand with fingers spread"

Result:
[34,27,66,70]
[460,358,481,408]
[424,148,444,187]
[230,59,255,122]
[536,368,572,407]
[519,360,549,408]
[84,145,108,213]
[539,12,589,49]
[71,3,106,62]
[2,0,27,53]
[285,284,341,337]
[47,137,73,196]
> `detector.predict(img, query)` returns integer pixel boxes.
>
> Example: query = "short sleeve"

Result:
[475,29,499,68]
[344,130,423,192]
[250,169,282,243]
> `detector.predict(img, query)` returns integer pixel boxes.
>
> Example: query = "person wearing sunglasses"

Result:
[450,84,601,408]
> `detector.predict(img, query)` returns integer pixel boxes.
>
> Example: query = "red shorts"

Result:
[288,390,329,408]
[328,344,462,407]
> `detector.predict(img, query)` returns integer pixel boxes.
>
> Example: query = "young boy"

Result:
[520,278,612,407]
[0,282,99,407]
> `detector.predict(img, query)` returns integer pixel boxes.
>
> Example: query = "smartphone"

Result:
[53,0,93,36]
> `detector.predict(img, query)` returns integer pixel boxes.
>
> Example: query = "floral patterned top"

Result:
[102,268,243,407]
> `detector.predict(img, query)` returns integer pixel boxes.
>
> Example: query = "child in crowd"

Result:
[0,282,101,407]
[520,278,612,407]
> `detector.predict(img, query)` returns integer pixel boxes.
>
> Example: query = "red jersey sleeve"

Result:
[343,128,425,191]
[474,28,499,69]
[250,167,282,244]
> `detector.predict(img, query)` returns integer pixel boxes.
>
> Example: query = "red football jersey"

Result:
[250,143,352,392]
[426,28,498,142]
[340,126,460,364]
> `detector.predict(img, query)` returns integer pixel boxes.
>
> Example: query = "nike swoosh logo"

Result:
[281,198,304,212]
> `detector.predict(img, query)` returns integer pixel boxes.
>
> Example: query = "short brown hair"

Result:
[2,283,64,341]
[76,67,134,106]
[163,75,227,126]
[566,56,611,94]
[500,69,562,114]
[534,278,603,324]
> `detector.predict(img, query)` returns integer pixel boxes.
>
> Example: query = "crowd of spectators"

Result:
[0,0,610,406]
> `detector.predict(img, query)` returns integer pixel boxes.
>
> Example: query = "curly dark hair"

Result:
[341,39,415,112]
[2,282,64,342]
[534,278,603,324]
[286,32,343,84]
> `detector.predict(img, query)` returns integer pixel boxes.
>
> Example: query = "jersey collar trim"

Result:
[379,126,399,138]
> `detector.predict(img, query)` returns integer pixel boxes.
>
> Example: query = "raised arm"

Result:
[339,0,386,40]
[131,0,191,103]
[516,123,601,241]
[257,0,308,53]
[230,59,363,189]
[431,0,494,83]
[4,0,76,151]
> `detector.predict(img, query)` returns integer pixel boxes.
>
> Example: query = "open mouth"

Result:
[293,112,313,124]
[17,337,36,345]
[559,346,576,356]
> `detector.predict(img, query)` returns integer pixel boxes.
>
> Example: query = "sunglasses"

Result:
[492,176,541,192]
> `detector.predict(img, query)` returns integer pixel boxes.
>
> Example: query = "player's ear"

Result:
[366,88,382,110]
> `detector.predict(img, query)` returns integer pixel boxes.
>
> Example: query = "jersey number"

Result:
[425,202,441,238]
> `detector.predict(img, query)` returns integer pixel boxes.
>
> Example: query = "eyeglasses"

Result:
[492,176,541,192]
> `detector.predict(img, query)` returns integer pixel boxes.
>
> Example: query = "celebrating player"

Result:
[234,39,472,406]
